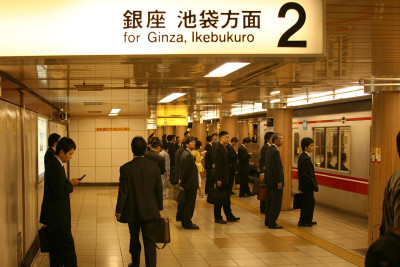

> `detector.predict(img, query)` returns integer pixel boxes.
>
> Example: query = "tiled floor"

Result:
[32,186,366,267]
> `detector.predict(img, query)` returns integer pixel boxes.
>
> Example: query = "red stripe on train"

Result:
[293,117,371,125]
[291,169,368,196]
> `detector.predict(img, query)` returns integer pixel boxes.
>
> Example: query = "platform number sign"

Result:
[278,2,307,48]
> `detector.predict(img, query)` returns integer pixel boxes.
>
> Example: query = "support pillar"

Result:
[155,126,164,138]
[208,123,218,136]
[192,121,207,148]
[220,117,238,138]
[175,126,187,141]
[368,91,400,244]
[164,126,174,135]
[238,121,249,142]
[269,109,293,210]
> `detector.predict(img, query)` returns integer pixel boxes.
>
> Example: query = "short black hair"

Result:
[219,131,229,139]
[206,135,213,142]
[243,137,251,144]
[162,134,167,139]
[56,137,76,155]
[150,140,162,149]
[180,137,188,147]
[271,133,282,143]
[186,136,195,143]
[184,131,190,137]
[162,144,169,150]
[195,140,202,150]
[167,135,175,141]
[48,133,61,148]
[397,131,400,158]
[131,136,147,156]
[301,137,314,151]
[264,132,274,143]
[212,133,218,137]
[231,137,239,143]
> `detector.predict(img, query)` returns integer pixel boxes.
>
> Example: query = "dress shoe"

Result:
[227,216,240,222]
[311,221,317,225]
[184,224,199,229]
[268,225,283,229]
[239,194,249,197]
[215,218,227,224]
[298,222,312,227]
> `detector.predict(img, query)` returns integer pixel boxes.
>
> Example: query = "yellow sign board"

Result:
[156,117,188,126]
[96,127,130,131]
[156,105,188,117]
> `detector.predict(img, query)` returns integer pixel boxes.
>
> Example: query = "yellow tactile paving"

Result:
[231,197,365,267]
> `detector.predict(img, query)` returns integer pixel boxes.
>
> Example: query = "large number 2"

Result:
[278,2,307,48]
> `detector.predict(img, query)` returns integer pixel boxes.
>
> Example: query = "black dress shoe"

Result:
[184,224,200,229]
[298,222,312,227]
[311,221,317,225]
[215,219,227,224]
[227,216,240,222]
[268,225,283,229]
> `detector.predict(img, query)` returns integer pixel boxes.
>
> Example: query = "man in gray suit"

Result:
[115,136,163,267]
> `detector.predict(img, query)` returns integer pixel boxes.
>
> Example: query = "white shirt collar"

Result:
[55,155,64,167]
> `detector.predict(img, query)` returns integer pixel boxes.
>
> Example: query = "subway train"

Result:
[255,100,371,217]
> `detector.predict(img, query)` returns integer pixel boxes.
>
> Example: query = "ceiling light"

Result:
[204,62,250,77]
[108,113,118,116]
[270,99,281,103]
[270,91,280,95]
[335,86,363,94]
[335,90,368,99]
[110,108,121,113]
[159,93,186,103]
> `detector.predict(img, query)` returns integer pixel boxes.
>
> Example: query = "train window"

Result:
[338,127,351,172]
[325,127,338,170]
[293,132,300,165]
[313,128,325,167]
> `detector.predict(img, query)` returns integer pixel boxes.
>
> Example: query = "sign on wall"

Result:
[0,0,324,56]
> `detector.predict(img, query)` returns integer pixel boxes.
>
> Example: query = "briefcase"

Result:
[173,184,185,205]
[257,184,267,201]
[293,193,303,209]
[207,187,230,206]
[38,226,50,252]
[154,218,170,249]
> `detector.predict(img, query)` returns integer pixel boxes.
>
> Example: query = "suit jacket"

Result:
[226,143,238,172]
[44,147,56,168]
[167,141,176,168]
[115,157,163,222]
[264,145,284,188]
[144,150,166,175]
[259,143,270,171]
[298,152,319,192]
[39,156,73,229]
[214,143,230,185]
[204,142,214,169]
[238,144,250,175]
[173,146,186,184]
[180,149,199,190]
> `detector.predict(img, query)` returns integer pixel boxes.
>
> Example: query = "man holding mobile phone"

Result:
[40,137,80,267]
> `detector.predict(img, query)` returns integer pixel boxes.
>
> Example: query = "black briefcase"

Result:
[154,218,170,249]
[173,184,185,205]
[38,226,50,252]
[207,187,230,206]
[293,193,303,209]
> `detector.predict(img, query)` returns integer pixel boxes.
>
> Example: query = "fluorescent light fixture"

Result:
[335,90,368,99]
[159,93,186,103]
[287,96,307,102]
[108,113,118,116]
[308,95,334,104]
[204,62,250,77]
[110,108,121,113]
[335,86,363,94]
[287,100,308,106]
[270,99,281,103]
[231,102,266,116]
[270,91,280,95]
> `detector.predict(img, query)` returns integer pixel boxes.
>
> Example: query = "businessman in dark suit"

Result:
[298,137,319,227]
[238,137,252,197]
[167,135,176,179]
[226,137,238,194]
[115,136,163,267]
[44,133,60,168]
[144,140,166,175]
[204,135,214,194]
[259,132,274,213]
[180,136,200,229]
[40,137,80,267]
[264,133,284,229]
[214,131,240,224]
[173,137,188,222]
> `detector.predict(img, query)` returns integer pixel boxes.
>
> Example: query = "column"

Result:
[208,123,218,136]
[164,126,174,135]
[238,121,248,142]
[220,116,238,139]
[269,109,293,210]
[368,91,400,244]
[155,126,163,139]
[192,121,207,149]
[175,126,187,140]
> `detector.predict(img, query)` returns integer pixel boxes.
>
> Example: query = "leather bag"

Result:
[173,184,185,205]
[293,192,303,209]
[38,226,50,252]
[207,187,230,205]
[154,218,170,249]
[257,184,267,201]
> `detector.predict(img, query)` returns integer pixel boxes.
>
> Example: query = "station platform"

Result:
[32,185,367,267]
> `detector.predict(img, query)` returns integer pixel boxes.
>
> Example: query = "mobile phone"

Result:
[77,174,86,181]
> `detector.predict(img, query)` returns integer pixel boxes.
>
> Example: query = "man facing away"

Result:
[180,136,200,229]
[238,137,252,197]
[297,137,319,227]
[214,131,240,224]
[144,140,166,176]
[264,133,284,229]
[259,132,274,214]
[44,133,60,168]
[40,137,80,267]
[115,137,163,267]
[226,137,238,195]
[204,135,214,194]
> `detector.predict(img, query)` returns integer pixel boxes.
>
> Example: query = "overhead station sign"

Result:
[0,0,324,56]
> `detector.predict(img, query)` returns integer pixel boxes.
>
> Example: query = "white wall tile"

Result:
[112,149,129,167]
[79,132,96,149]
[112,131,129,149]
[79,149,96,166]
[96,132,112,148]
[69,119,79,132]
[79,119,96,132]
[111,119,129,128]
[130,130,147,140]
[69,132,79,145]
[128,151,134,161]
[70,167,79,179]
[79,167,95,183]
[112,167,120,183]
[129,119,146,131]
[96,167,112,183]
[96,149,112,166]
[95,119,112,128]
[70,150,79,167]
